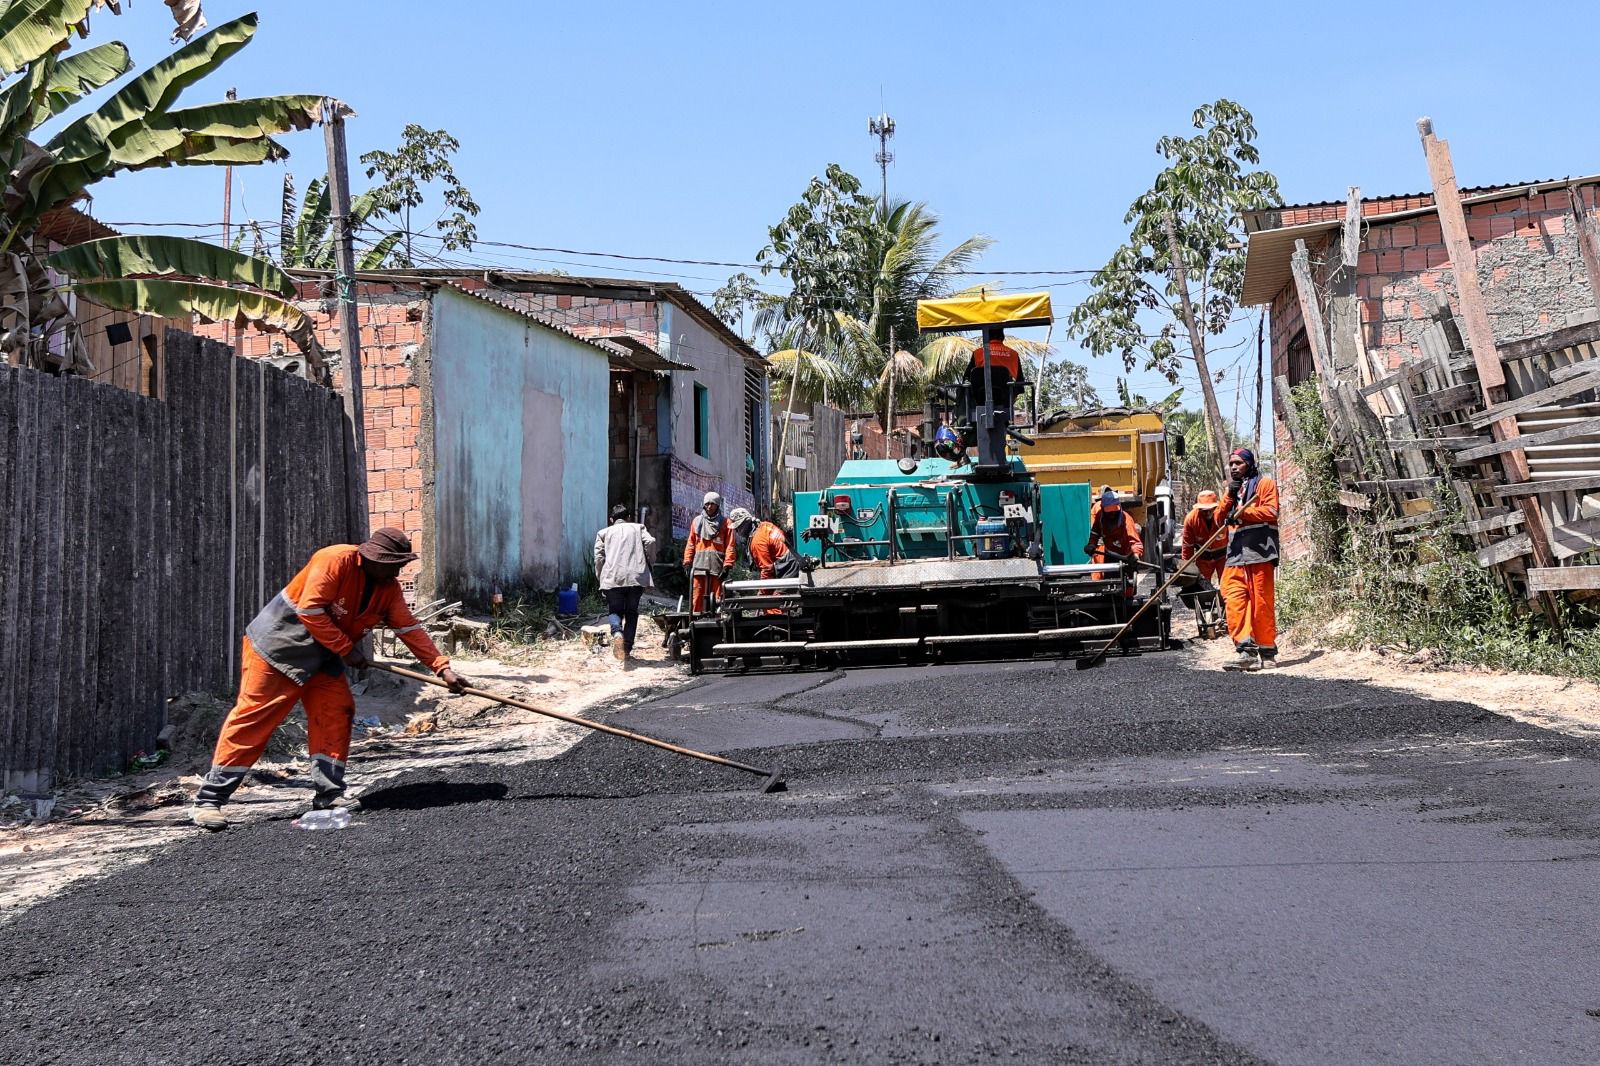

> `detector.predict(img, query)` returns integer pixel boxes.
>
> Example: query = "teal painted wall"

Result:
[430,286,610,596]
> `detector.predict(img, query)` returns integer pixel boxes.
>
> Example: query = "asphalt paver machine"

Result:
[686,292,1174,673]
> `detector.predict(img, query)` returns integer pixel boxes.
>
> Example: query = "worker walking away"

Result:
[1217,447,1280,671]
[595,503,656,662]
[683,491,736,616]
[1084,486,1143,594]
[189,528,466,830]
[1181,490,1227,585]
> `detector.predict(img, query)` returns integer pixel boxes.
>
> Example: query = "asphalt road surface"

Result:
[6,647,1600,1064]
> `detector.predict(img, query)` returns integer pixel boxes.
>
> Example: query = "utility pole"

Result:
[868,112,895,210]
[323,99,369,542]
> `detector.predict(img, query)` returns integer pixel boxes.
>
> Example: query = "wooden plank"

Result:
[1455,416,1600,461]
[33,368,66,786]
[1566,181,1600,310]
[1497,320,1600,363]
[1474,531,1533,567]
[1338,489,1372,511]
[1526,565,1600,592]
[1459,511,1523,536]
[0,369,19,786]
[1360,371,1405,398]
[1289,239,1333,394]
[1549,358,1600,384]
[1379,510,1446,533]
[1411,383,1482,418]
[1468,369,1600,429]
[1353,477,1443,494]
[1492,475,1600,499]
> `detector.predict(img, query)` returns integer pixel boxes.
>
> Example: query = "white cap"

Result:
[727,507,755,528]
[703,491,722,507]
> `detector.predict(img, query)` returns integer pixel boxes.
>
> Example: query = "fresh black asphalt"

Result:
[5,648,1600,1064]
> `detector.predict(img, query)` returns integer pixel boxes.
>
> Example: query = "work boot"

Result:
[1223,645,1261,672]
[612,639,626,662]
[312,789,351,811]
[189,803,227,831]
[1257,646,1279,670]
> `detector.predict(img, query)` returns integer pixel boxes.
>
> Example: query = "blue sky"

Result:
[79,1,1600,445]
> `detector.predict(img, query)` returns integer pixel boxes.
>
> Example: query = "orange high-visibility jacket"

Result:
[1216,476,1280,566]
[1181,506,1227,562]
[245,544,450,684]
[969,339,1022,378]
[749,521,792,577]
[683,512,737,575]
[1085,505,1144,563]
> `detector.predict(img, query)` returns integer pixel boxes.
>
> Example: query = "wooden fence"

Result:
[0,331,354,791]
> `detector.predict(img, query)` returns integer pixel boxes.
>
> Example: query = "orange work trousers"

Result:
[212,639,356,771]
[1221,562,1277,650]
[1193,554,1224,585]
[690,574,723,614]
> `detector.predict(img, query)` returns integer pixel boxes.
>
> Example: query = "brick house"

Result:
[1241,177,1600,556]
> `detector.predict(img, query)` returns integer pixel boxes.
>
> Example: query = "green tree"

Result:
[0,10,330,374]
[359,124,480,266]
[1033,358,1101,417]
[1066,99,1281,479]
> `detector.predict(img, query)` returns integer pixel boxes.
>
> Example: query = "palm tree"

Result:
[276,173,405,270]
[769,198,1050,442]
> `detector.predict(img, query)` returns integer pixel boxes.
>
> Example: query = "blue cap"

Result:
[1100,488,1119,510]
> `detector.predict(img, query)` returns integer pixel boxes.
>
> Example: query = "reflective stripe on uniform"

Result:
[391,623,423,635]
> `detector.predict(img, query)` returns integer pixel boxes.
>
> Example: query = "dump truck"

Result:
[1028,407,1178,570]
[683,291,1179,674]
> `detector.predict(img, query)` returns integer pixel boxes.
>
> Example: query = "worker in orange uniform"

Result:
[189,528,466,830]
[683,491,736,615]
[1084,486,1144,594]
[1216,447,1280,672]
[729,506,796,613]
[1180,489,1227,585]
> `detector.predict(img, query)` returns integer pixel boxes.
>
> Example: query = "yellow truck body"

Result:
[1023,408,1174,557]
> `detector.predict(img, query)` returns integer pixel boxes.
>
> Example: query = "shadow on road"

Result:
[357,780,509,811]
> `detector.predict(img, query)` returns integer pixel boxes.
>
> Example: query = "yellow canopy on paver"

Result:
[915,290,1053,333]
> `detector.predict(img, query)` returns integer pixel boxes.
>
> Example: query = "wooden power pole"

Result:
[323,99,369,541]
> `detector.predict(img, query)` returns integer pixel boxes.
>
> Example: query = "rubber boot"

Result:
[1257,645,1278,670]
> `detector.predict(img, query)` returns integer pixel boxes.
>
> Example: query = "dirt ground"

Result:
[1180,612,1600,735]
[0,607,689,922]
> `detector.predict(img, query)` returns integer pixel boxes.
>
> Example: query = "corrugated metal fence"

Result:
[0,331,353,791]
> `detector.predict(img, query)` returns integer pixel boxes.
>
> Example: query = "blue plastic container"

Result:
[556,584,579,616]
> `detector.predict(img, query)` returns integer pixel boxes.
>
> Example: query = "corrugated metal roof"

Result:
[439,281,629,358]
[1240,218,1342,306]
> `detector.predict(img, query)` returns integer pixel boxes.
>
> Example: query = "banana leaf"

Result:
[69,276,325,371]
[0,42,131,129]
[0,0,94,78]
[47,13,258,164]
[358,231,404,271]
[46,235,296,298]
[107,93,323,166]
[31,135,286,217]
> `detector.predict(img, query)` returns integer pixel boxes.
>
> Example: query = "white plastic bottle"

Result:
[294,808,352,831]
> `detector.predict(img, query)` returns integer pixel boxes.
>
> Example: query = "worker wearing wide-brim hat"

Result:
[1084,486,1143,594]
[1216,448,1281,672]
[1181,489,1228,586]
[189,527,466,830]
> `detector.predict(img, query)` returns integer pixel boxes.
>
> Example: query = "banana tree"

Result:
[0,10,331,376]
[277,172,403,270]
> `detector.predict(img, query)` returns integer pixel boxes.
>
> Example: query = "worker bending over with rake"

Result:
[1084,486,1143,595]
[189,528,466,830]
[1216,448,1280,672]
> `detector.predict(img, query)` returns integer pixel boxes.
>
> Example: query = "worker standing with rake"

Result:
[188,528,466,830]
[1216,448,1280,672]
